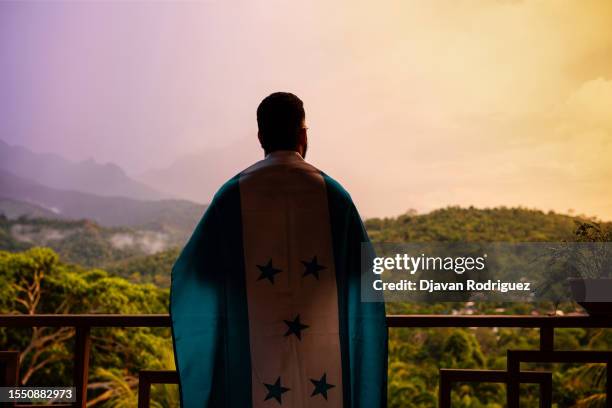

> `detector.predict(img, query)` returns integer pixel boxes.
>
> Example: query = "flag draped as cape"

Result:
[171,151,387,408]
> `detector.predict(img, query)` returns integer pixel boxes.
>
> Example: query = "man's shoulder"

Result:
[209,174,241,210]
[319,172,355,208]
[211,167,355,209]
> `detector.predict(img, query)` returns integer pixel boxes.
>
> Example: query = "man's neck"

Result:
[265,150,303,160]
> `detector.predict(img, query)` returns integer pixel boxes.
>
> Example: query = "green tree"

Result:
[0,248,172,406]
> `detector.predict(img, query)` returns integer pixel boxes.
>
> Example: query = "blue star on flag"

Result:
[256,259,282,284]
[283,314,309,340]
[310,373,335,400]
[301,256,326,280]
[264,376,290,404]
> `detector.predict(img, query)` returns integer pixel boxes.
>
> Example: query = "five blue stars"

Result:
[301,256,326,280]
[256,259,282,284]
[264,376,290,404]
[310,373,335,400]
[283,314,309,340]
[259,255,336,402]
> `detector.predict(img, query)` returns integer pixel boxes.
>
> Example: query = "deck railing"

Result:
[1,314,611,407]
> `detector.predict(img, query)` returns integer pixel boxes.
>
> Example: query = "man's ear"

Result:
[298,128,307,148]
[258,131,264,148]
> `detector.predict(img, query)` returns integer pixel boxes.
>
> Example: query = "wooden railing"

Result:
[1,314,612,407]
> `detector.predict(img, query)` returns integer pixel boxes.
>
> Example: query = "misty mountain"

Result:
[139,138,261,204]
[0,216,181,268]
[0,169,205,237]
[0,197,66,220]
[0,139,165,201]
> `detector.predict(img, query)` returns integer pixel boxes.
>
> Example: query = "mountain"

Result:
[0,139,165,200]
[0,197,66,220]
[0,169,205,238]
[139,138,260,203]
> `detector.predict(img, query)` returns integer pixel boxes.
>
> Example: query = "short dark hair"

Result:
[257,92,305,152]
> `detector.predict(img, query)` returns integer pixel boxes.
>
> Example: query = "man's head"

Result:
[257,92,308,158]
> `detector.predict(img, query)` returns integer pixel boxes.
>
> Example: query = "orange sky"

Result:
[1,1,611,219]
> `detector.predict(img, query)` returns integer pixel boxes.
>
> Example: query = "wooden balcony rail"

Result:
[507,350,612,408]
[1,314,611,407]
[439,369,552,408]
[137,370,178,408]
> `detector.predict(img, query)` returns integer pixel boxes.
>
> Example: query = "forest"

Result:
[1,206,610,407]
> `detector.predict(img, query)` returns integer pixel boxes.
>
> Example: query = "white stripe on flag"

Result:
[239,152,343,407]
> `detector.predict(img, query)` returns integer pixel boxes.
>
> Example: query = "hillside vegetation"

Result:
[0,216,183,269]
[105,248,181,287]
[365,206,582,242]
[1,207,610,407]
[1,206,603,287]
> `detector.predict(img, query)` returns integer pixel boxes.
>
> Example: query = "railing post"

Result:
[439,371,451,408]
[138,372,151,408]
[539,326,554,351]
[73,326,91,408]
[539,371,552,408]
[607,362,611,408]
[538,326,554,406]
[507,350,520,408]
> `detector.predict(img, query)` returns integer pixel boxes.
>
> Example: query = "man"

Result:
[171,92,387,408]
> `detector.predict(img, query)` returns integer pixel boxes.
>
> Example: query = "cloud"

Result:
[110,231,170,254]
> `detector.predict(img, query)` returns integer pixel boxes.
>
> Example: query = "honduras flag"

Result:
[171,151,387,408]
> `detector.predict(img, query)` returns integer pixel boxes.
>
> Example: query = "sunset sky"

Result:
[1,1,611,219]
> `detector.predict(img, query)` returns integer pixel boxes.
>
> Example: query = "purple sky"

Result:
[1,1,611,219]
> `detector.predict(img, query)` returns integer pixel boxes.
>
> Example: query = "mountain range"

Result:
[0,169,205,236]
[0,140,209,236]
[138,138,260,204]
[0,139,165,201]
[0,197,63,220]
[0,137,262,208]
